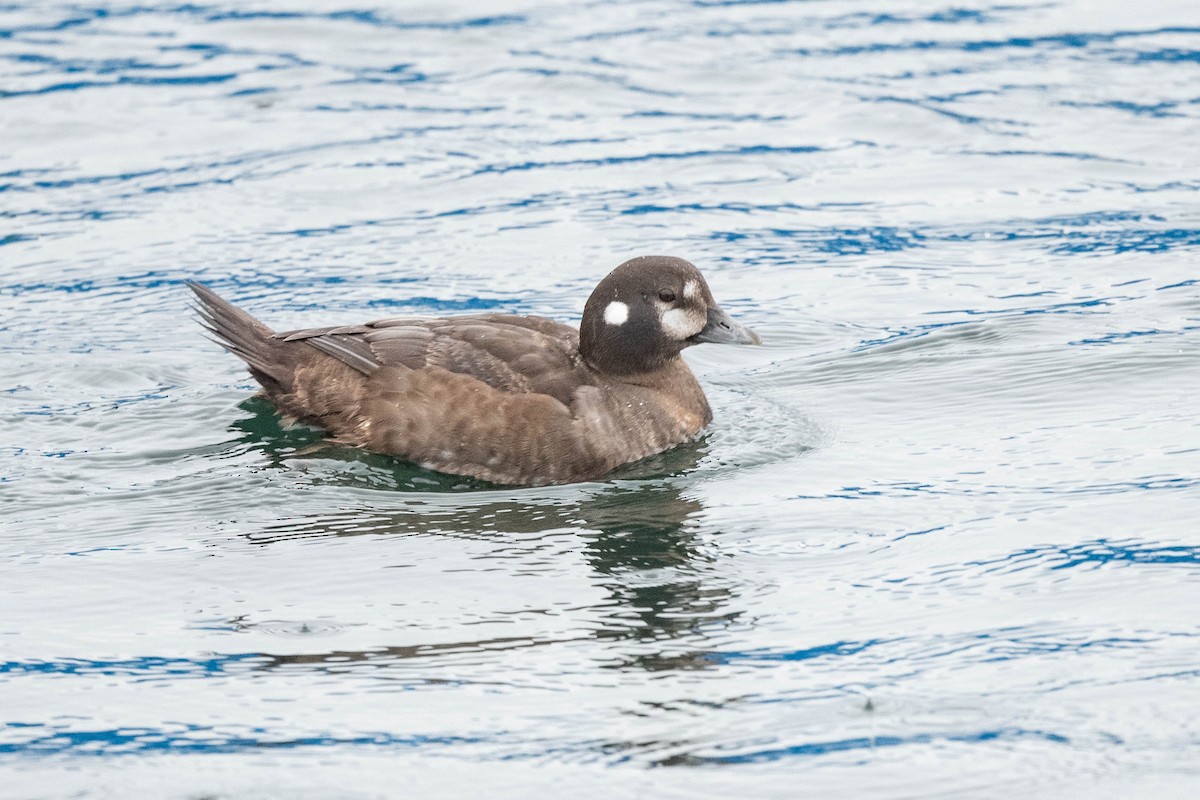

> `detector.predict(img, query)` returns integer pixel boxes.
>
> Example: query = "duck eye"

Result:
[658,289,677,303]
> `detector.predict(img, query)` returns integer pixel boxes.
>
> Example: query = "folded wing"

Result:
[278,314,592,407]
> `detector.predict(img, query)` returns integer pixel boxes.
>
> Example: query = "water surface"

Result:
[3,0,1199,797]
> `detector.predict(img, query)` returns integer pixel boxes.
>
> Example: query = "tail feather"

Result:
[187,281,293,391]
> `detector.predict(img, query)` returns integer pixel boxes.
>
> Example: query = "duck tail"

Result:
[187,281,294,394]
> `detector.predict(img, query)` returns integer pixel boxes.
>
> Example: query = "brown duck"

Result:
[190,255,759,486]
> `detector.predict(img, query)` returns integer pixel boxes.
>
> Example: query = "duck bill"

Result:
[692,305,761,345]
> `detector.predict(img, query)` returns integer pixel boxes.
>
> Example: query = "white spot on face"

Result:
[661,307,703,339]
[604,300,629,326]
[683,279,699,300]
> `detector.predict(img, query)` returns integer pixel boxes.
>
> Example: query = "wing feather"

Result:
[273,312,590,403]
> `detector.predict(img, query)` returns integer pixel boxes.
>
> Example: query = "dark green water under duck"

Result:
[3,1,1199,797]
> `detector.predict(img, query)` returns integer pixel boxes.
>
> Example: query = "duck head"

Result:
[579,255,760,375]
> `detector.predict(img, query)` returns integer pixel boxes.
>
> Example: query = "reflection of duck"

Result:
[577,481,741,666]
[242,441,708,542]
[191,256,758,486]
[236,476,737,674]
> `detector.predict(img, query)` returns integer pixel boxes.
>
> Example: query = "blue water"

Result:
[3,0,1200,796]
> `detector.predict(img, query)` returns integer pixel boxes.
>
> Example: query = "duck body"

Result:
[190,256,759,486]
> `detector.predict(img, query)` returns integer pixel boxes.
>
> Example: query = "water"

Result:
[3,0,1199,796]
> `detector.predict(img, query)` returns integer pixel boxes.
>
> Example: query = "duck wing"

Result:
[277,313,590,407]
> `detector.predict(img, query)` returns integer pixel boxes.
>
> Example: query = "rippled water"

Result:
[4,0,1200,796]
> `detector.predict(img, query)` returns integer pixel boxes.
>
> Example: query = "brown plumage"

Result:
[190,255,760,486]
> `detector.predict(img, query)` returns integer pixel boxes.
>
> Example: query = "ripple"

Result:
[466,143,827,177]
[0,722,486,757]
[669,726,1071,765]
[968,538,1200,573]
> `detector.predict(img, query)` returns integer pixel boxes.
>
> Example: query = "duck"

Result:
[189,255,760,486]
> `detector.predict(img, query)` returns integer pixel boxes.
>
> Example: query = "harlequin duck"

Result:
[190,255,760,486]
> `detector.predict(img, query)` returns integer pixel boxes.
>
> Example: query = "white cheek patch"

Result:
[661,307,703,340]
[683,280,700,301]
[604,300,629,326]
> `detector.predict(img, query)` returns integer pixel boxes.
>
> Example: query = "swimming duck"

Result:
[190,255,759,486]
